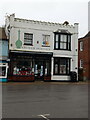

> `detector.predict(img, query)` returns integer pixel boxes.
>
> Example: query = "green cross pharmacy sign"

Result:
[15,30,22,48]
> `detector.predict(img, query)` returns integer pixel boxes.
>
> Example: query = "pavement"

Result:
[1,81,88,119]
[1,80,89,85]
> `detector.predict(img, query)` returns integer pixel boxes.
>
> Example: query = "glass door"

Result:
[34,61,44,80]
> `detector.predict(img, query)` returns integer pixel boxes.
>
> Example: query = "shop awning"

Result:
[10,50,53,57]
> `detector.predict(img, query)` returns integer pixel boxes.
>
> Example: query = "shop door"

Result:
[34,61,44,80]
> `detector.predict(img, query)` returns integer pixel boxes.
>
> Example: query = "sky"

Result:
[0,0,89,38]
[88,1,90,31]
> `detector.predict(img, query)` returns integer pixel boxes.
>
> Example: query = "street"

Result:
[2,82,88,119]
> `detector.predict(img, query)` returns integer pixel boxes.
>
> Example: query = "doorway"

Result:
[34,61,44,80]
[34,57,51,81]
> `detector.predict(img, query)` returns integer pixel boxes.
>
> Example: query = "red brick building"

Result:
[78,31,90,81]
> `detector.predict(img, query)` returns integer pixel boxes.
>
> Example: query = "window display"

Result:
[10,54,51,81]
[12,57,34,76]
[0,63,8,78]
[54,57,70,75]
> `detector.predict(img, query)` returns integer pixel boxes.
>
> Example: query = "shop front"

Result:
[8,51,52,81]
[0,62,8,82]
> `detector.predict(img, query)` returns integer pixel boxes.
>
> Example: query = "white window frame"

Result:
[80,41,83,51]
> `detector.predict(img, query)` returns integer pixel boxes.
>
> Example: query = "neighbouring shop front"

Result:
[0,62,8,82]
[8,51,53,81]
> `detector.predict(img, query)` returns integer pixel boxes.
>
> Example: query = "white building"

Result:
[5,14,78,81]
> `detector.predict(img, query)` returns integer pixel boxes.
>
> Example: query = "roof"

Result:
[14,17,74,28]
[79,31,90,40]
[0,27,7,40]
[54,29,72,35]
[84,31,90,38]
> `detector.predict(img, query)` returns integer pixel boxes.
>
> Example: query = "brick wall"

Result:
[78,32,90,81]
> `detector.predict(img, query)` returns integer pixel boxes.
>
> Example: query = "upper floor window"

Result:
[24,33,33,45]
[54,33,71,50]
[80,41,83,51]
[42,35,50,47]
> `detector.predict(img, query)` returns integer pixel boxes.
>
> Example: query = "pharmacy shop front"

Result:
[8,51,53,81]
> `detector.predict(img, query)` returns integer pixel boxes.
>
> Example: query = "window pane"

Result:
[56,42,58,49]
[60,43,63,49]
[56,34,58,42]
[80,59,83,68]
[0,66,6,76]
[68,35,71,43]
[61,35,67,42]
[67,59,70,74]
[63,43,66,49]
[24,33,33,45]
[61,35,64,42]
[45,61,50,75]
[60,59,66,74]
[55,64,58,74]
[80,41,83,51]
[60,35,67,49]
[68,43,70,50]
[60,65,66,74]
[63,35,67,42]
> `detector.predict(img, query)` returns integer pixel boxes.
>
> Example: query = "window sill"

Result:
[24,44,33,46]
[79,67,83,69]
[53,74,70,76]
[42,45,50,47]
[54,49,71,51]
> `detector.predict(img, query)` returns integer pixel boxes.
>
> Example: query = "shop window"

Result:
[54,57,70,75]
[55,64,58,74]
[13,58,34,76]
[11,55,51,77]
[42,35,50,47]
[45,61,50,76]
[0,65,7,78]
[24,33,33,45]
[0,67,6,76]
[59,59,66,74]
[54,33,71,50]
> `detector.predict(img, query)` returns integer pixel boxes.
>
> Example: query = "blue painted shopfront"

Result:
[0,39,8,82]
